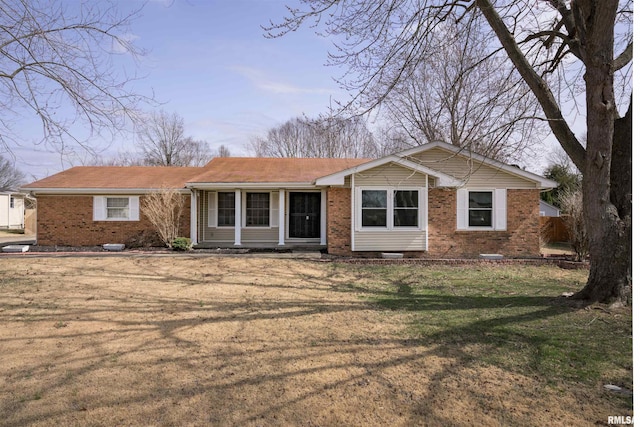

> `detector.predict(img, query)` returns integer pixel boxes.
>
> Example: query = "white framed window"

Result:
[217,192,236,227]
[356,187,424,231]
[9,196,14,209]
[93,196,140,221]
[244,192,270,227]
[456,189,506,231]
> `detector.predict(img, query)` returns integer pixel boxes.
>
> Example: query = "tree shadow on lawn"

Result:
[0,259,630,425]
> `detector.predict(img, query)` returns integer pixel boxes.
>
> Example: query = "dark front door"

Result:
[289,192,321,239]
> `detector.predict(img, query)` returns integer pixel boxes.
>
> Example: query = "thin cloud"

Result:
[230,65,333,95]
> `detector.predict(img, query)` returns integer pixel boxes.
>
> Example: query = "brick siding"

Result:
[426,188,540,258]
[326,187,352,256]
[325,187,540,258]
[36,195,190,247]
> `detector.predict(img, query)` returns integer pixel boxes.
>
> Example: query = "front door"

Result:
[289,192,321,239]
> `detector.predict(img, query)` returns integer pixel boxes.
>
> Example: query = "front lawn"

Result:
[0,256,631,426]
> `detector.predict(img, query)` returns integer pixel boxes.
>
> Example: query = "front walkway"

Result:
[0,230,36,245]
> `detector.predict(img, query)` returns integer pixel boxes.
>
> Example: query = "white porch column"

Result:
[278,189,286,245]
[320,189,327,245]
[234,189,242,246]
[190,189,198,245]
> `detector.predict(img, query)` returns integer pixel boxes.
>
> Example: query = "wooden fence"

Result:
[540,216,569,243]
[24,208,36,235]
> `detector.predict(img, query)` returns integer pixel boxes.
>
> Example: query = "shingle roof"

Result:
[22,166,204,189]
[22,157,371,190]
[188,157,370,183]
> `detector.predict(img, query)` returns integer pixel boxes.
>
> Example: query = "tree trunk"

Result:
[571,0,631,305]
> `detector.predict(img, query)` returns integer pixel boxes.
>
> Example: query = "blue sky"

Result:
[14,0,348,180]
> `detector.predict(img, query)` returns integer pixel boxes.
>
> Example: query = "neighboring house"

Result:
[0,191,25,229]
[539,200,561,217]
[22,141,557,258]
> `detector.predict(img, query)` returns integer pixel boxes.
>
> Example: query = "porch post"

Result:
[190,189,198,245]
[320,189,327,245]
[278,189,285,245]
[234,189,242,246]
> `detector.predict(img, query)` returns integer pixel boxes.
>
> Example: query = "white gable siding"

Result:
[410,148,538,188]
[353,164,428,251]
[353,163,426,187]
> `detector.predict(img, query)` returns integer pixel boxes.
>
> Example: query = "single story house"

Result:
[0,191,26,229]
[22,141,557,258]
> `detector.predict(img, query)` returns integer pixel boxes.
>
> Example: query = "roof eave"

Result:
[186,182,319,190]
[22,187,191,195]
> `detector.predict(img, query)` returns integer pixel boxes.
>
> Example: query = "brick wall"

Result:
[325,187,540,258]
[326,187,352,256]
[36,195,191,247]
[427,188,540,258]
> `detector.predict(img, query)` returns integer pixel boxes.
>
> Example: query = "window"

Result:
[9,196,14,209]
[359,188,423,230]
[468,191,493,227]
[246,192,270,226]
[361,190,387,227]
[456,189,506,231]
[93,196,139,221]
[106,197,130,219]
[394,190,419,227]
[217,192,235,227]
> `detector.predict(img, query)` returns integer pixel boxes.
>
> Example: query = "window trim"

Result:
[356,187,424,231]
[456,188,507,231]
[93,196,139,222]
[243,191,272,228]
[207,191,236,229]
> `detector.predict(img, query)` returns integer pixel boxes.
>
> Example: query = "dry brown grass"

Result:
[0,256,629,426]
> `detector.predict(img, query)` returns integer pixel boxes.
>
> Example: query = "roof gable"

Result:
[317,141,557,189]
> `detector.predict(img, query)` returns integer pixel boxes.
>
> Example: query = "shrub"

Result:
[141,187,185,248]
[172,237,192,251]
[559,188,589,261]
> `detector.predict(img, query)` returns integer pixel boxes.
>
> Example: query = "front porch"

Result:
[189,188,327,249]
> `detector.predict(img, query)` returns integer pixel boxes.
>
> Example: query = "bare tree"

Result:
[0,155,25,191]
[137,111,212,166]
[140,187,185,249]
[0,0,148,154]
[559,188,588,262]
[216,145,231,158]
[250,113,378,158]
[382,11,543,162]
[267,0,633,304]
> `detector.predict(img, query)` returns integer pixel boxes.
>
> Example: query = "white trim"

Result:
[278,189,285,245]
[355,187,425,232]
[320,189,327,245]
[314,141,557,189]
[351,174,355,251]
[286,190,323,241]
[270,191,279,228]
[456,189,468,230]
[93,196,106,221]
[186,182,318,190]
[190,189,198,245]
[242,191,272,229]
[234,190,241,245]
[425,175,429,251]
[495,189,507,231]
[93,196,140,221]
[208,192,217,228]
[27,188,190,195]
[316,154,461,188]
[456,189,507,231]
